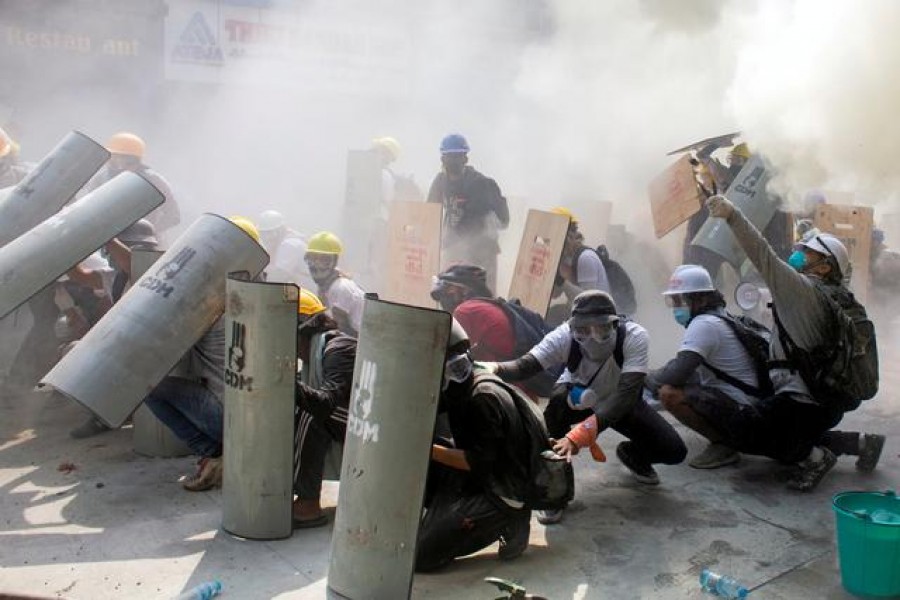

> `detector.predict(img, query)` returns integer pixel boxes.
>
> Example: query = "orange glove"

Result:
[565,415,607,462]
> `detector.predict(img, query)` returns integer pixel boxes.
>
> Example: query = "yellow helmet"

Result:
[229,215,261,243]
[372,136,401,162]
[106,132,146,158]
[550,206,579,225]
[0,126,13,158]
[298,289,326,316]
[307,231,343,255]
[730,143,751,159]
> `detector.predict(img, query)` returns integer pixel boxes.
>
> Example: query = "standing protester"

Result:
[292,290,355,528]
[256,209,311,288]
[416,321,532,572]
[427,134,509,291]
[303,231,366,337]
[487,291,687,523]
[653,265,768,469]
[706,195,884,491]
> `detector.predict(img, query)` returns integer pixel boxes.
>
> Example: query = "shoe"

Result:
[689,443,741,469]
[537,509,564,525]
[787,447,837,492]
[182,457,223,491]
[616,442,660,485]
[70,417,111,439]
[292,514,329,529]
[856,434,886,472]
[498,512,530,560]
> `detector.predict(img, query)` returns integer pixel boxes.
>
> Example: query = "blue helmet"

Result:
[440,133,470,154]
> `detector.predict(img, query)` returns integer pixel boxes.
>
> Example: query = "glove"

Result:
[706,194,735,220]
[564,415,607,462]
[567,386,599,410]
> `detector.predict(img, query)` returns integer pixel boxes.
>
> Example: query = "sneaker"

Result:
[689,443,741,469]
[616,442,660,485]
[182,457,223,492]
[537,509,564,525]
[787,447,837,492]
[498,512,530,560]
[70,417,111,439]
[856,434,886,472]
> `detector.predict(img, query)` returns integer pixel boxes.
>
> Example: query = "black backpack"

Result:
[772,282,878,411]
[697,312,774,399]
[573,246,638,316]
[484,297,561,397]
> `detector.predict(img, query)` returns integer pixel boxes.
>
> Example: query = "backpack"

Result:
[473,373,574,511]
[573,246,638,315]
[772,282,878,411]
[697,312,774,399]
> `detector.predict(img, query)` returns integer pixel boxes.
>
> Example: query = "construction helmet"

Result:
[440,133,470,154]
[106,132,145,158]
[118,219,158,247]
[298,289,327,317]
[797,233,850,279]
[229,215,261,243]
[550,207,579,225]
[257,210,285,232]
[730,143,751,159]
[662,265,716,296]
[372,137,401,162]
[307,231,343,255]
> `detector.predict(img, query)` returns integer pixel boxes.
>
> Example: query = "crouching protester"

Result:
[486,291,687,524]
[292,290,356,528]
[706,195,885,491]
[145,318,226,491]
[415,321,534,572]
[652,265,771,469]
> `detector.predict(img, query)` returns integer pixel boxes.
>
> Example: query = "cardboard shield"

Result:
[648,154,703,239]
[507,210,569,316]
[382,201,442,307]
[814,204,874,302]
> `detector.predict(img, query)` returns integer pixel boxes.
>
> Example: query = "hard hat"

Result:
[118,219,158,247]
[307,231,343,255]
[662,265,716,296]
[0,126,12,158]
[550,207,579,225]
[440,133,470,154]
[257,210,285,232]
[372,137,401,162]
[106,132,146,158]
[229,215,261,243]
[447,317,470,351]
[298,289,326,317]
[730,143,751,159]
[798,233,850,278]
[569,290,619,328]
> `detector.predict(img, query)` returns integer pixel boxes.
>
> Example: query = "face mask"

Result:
[788,250,806,271]
[443,352,472,389]
[673,307,692,328]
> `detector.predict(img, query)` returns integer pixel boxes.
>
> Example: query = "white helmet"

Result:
[257,210,285,232]
[799,233,850,279]
[662,265,715,296]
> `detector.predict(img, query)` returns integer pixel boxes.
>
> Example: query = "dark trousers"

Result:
[416,466,527,572]
[544,387,687,467]
[294,408,343,500]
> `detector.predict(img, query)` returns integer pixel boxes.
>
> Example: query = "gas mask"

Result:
[571,324,616,362]
[443,352,473,389]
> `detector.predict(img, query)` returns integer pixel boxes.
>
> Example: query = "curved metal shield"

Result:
[222,277,298,540]
[327,297,450,600]
[690,156,777,268]
[0,131,109,249]
[0,172,164,319]
[40,214,269,428]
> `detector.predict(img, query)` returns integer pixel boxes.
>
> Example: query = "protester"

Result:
[706,194,885,491]
[486,291,687,523]
[415,320,532,571]
[427,133,509,290]
[304,231,366,337]
[256,209,311,288]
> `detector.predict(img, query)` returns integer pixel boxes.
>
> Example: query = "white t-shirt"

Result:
[269,234,312,289]
[576,249,611,293]
[530,321,649,410]
[323,276,366,335]
[680,313,759,406]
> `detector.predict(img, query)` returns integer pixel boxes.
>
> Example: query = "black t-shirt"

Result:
[427,166,509,236]
[445,376,530,503]
[297,331,356,439]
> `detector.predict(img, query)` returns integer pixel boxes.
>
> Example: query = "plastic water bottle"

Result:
[700,568,749,598]
[174,580,223,600]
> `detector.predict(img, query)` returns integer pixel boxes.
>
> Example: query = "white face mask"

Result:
[572,325,616,361]
[443,352,473,389]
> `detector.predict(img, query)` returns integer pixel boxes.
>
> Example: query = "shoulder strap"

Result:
[613,320,626,368]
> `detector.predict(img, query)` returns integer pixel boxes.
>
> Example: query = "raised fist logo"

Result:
[228,321,246,373]
[156,246,197,280]
[352,360,377,420]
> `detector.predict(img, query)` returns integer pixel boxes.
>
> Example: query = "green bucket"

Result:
[832,490,900,597]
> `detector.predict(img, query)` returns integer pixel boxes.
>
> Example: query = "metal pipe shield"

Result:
[40,214,270,428]
[0,131,109,249]
[0,171,164,319]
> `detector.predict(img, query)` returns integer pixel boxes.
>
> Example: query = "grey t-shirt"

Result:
[680,313,758,406]
[187,318,226,401]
